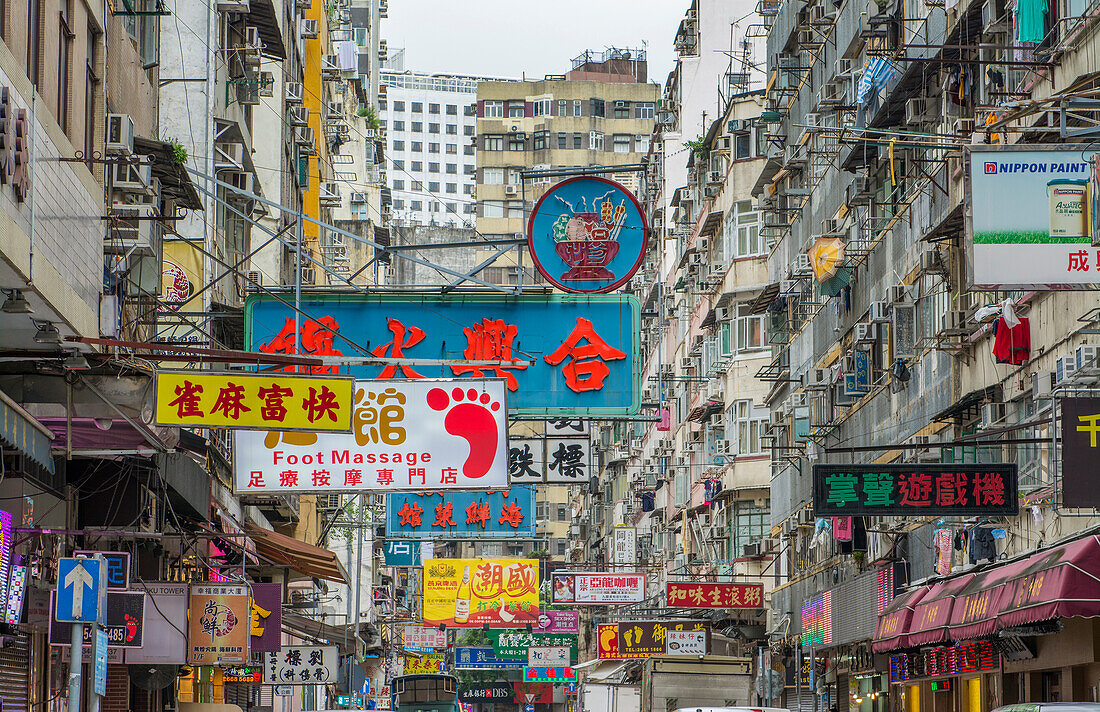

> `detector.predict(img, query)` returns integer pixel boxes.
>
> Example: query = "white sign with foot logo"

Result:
[233,379,509,492]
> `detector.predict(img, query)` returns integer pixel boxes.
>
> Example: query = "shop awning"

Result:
[945,559,1025,641]
[872,585,930,652]
[0,389,55,473]
[902,573,975,648]
[997,534,1100,628]
[245,524,350,584]
[586,660,634,682]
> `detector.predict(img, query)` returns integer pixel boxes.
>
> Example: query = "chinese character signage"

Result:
[611,528,636,566]
[551,573,645,604]
[455,646,525,669]
[597,623,640,659]
[618,621,709,657]
[264,646,338,684]
[188,584,250,665]
[459,683,515,703]
[812,464,1019,517]
[1060,398,1100,507]
[403,625,448,652]
[968,145,1100,289]
[535,610,579,635]
[74,551,129,590]
[249,582,282,654]
[666,630,708,655]
[155,371,354,432]
[386,486,535,538]
[526,176,649,294]
[523,666,576,683]
[235,379,509,493]
[488,630,578,662]
[666,582,764,609]
[528,647,569,666]
[245,293,640,416]
[50,591,145,648]
[402,652,445,674]
[423,558,539,628]
[384,541,421,566]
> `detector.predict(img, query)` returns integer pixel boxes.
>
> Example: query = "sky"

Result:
[382,0,689,83]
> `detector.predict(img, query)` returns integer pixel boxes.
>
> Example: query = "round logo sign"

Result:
[526,176,649,294]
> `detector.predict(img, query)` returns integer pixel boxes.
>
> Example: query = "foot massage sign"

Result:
[234,379,509,492]
[422,558,539,628]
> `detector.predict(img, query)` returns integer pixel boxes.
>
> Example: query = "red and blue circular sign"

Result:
[527,176,649,294]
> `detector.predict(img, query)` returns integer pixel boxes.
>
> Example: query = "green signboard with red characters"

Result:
[812,464,1019,517]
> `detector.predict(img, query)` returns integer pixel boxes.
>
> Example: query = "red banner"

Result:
[666,582,764,609]
[514,682,553,704]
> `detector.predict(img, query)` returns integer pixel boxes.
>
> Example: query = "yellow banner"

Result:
[159,240,205,346]
[188,584,251,666]
[402,653,445,675]
[155,371,354,431]
[422,558,539,628]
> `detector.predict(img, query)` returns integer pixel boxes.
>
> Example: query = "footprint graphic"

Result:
[426,387,501,479]
[124,613,138,642]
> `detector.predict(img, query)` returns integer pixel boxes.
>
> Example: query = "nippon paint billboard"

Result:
[968,145,1100,289]
[244,293,640,416]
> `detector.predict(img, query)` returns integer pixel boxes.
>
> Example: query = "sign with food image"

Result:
[422,558,539,628]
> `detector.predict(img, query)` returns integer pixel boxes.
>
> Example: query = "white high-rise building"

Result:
[380,55,512,227]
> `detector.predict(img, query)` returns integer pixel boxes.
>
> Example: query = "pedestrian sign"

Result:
[55,557,107,623]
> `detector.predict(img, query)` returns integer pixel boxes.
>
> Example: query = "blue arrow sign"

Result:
[55,558,106,623]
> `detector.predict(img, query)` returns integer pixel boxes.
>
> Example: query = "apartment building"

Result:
[474,48,658,284]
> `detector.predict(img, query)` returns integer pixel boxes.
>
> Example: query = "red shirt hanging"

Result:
[992,316,1030,365]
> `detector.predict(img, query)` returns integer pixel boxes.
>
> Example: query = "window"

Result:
[394,100,405,111]
[508,101,525,118]
[464,124,474,136]
[464,104,477,116]
[411,200,423,210]
[557,100,568,116]
[635,101,655,119]
[731,400,767,455]
[484,100,504,118]
[412,181,423,190]
[429,103,440,114]
[446,144,457,155]
[508,134,525,151]
[507,201,524,219]
[533,98,552,116]
[428,162,440,173]
[429,123,440,133]
[464,203,476,214]
[463,184,474,195]
[393,199,405,210]
[393,179,405,190]
[393,159,405,170]
[589,131,604,150]
[730,500,770,553]
[557,133,568,149]
[411,141,423,152]
[429,143,440,154]
[393,140,405,151]
[533,131,548,150]
[615,104,630,119]
[411,161,423,171]
[483,168,505,184]
[464,145,475,156]
[378,99,387,110]
[482,200,505,218]
[446,104,457,115]
[411,102,423,112]
[589,98,606,117]
[636,134,651,153]
[429,181,440,192]
[557,504,568,521]
[736,305,765,352]
[573,99,582,116]
[446,183,457,193]
[464,164,476,175]
[507,169,523,185]
[536,502,548,521]
[411,121,423,132]
[735,132,752,160]
[724,200,764,257]
[484,134,504,151]
[446,163,457,174]
[613,134,631,153]
[393,120,405,131]
[557,539,568,557]
[573,133,583,149]
[446,124,457,135]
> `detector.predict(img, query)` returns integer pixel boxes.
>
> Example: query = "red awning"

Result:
[945,559,1024,641]
[903,574,975,648]
[873,584,930,652]
[997,534,1100,628]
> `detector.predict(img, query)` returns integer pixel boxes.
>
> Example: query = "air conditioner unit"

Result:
[805,367,830,390]
[614,100,629,109]
[716,307,730,321]
[888,284,908,303]
[327,100,344,117]
[1056,355,1078,385]
[707,170,723,184]
[822,217,843,234]
[854,322,878,343]
[954,118,976,135]
[236,79,260,105]
[905,98,926,124]
[797,509,816,526]
[109,203,157,250]
[811,3,836,23]
[215,0,249,13]
[981,402,1006,428]
[112,161,152,192]
[246,270,264,289]
[319,182,341,205]
[920,249,942,273]
[295,126,316,151]
[836,58,855,77]
[743,542,763,558]
[504,185,518,195]
[321,54,340,74]
[1033,370,1054,397]
[793,253,812,275]
[940,309,968,334]
[1075,344,1100,372]
[780,279,800,295]
[715,136,731,152]
[289,106,309,126]
[676,455,691,466]
[715,439,731,455]
[301,18,318,38]
[351,191,368,203]
[286,82,304,104]
[869,301,890,323]
[105,114,135,155]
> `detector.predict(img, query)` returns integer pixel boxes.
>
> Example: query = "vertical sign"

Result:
[610,528,636,568]
[1061,398,1100,508]
[188,584,250,665]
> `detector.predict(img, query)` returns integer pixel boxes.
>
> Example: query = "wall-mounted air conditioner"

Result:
[286,82,304,104]
[106,114,134,155]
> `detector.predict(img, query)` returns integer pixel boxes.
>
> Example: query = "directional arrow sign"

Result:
[55,558,106,623]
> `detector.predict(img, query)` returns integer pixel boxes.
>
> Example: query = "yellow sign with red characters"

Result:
[154,371,353,432]
[402,653,446,674]
[422,558,539,628]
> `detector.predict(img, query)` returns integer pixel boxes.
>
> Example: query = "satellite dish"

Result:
[129,665,181,691]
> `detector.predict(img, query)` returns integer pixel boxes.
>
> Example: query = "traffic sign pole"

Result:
[88,554,106,712]
[68,621,84,711]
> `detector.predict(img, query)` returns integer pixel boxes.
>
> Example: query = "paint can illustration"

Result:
[1047,179,1089,239]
